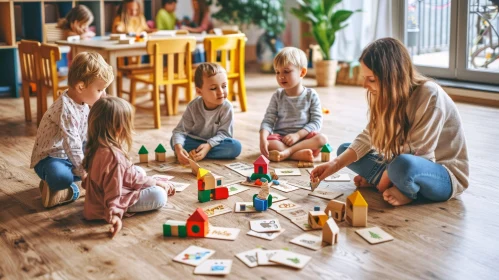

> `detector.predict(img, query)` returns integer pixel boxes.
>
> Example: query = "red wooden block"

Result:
[212,187,229,200]
[198,180,204,191]
[255,179,262,186]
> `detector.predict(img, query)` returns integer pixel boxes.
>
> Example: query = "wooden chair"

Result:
[39,43,68,102]
[129,37,196,128]
[117,30,191,99]
[18,40,42,124]
[209,29,241,35]
[44,23,65,43]
[203,34,247,112]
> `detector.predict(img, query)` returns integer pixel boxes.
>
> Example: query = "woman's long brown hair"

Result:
[360,37,428,161]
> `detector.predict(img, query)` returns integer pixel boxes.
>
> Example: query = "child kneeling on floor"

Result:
[171,62,242,165]
[260,47,328,162]
[31,52,113,208]
[83,97,176,238]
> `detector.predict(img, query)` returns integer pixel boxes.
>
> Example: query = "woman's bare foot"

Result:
[354,175,372,187]
[289,149,314,162]
[383,187,413,206]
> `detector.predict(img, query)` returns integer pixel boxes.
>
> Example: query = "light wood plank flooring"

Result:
[1,71,498,279]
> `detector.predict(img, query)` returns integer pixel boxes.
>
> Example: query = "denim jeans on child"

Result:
[127,186,167,212]
[337,143,452,201]
[34,157,81,191]
[170,136,242,159]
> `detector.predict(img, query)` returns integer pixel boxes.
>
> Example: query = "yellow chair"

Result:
[39,43,68,102]
[203,34,247,112]
[44,23,65,43]
[18,40,42,124]
[129,37,196,128]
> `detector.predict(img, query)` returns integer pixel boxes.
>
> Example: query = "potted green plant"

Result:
[291,0,360,87]
[209,0,286,71]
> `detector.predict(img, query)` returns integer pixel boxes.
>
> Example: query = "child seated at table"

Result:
[156,0,178,30]
[58,5,96,40]
[113,0,151,34]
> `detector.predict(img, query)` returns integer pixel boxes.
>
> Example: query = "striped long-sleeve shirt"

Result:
[260,87,323,135]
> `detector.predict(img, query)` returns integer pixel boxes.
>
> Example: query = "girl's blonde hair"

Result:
[118,0,144,28]
[360,37,429,162]
[83,97,134,171]
[57,5,94,32]
[68,52,114,88]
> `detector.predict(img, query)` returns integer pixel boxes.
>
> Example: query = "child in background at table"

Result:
[260,47,328,162]
[31,52,113,208]
[156,0,178,30]
[113,0,151,34]
[83,97,175,238]
[171,63,241,165]
[58,5,96,39]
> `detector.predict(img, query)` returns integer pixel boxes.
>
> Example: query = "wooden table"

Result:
[56,34,207,96]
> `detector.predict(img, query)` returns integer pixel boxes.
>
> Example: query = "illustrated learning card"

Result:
[270,200,302,212]
[234,202,258,213]
[324,173,351,182]
[274,168,301,176]
[270,250,312,269]
[194,259,232,275]
[173,245,215,266]
[202,203,232,217]
[235,248,264,268]
[250,219,282,233]
[290,233,323,251]
[271,181,300,193]
[257,250,281,266]
[205,226,240,241]
[227,183,250,196]
[246,229,286,240]
[356,227,394,244]
[225,162,254,177]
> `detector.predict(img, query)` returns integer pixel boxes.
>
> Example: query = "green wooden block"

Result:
[198,190,211,203]
[163,224,172,237]
[178,225,187,237]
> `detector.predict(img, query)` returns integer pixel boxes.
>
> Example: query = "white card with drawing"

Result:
[234,202,258,213]
[202,203,232,217]
[173,245,215,266]
[356,227,394,244]
[277,208,308,221]
[274,168,301,176]
[250,219,282,233]
[169,181,190,192]
[194,259,232,275]
[151,174,175,181]
[290,233,323,251]
[269,192,287,202]
[308,190,343,200]
[271,181,299,193]
[257,250,280,266]
[291,216,314,231]
[225,162,254,177]
[235,248,264,268]
[227,183,250,196]
[247,229,285,240]
[206,226,240,241]
[325,173,351,182]
[270,250,312,269]
[148,161,176,172]
[270,200,301,212]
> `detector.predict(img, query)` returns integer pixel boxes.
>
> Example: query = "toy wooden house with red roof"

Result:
[250,155,272,181]
[186,208,209,237]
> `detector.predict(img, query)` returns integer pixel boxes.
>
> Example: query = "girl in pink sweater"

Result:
[82,97,175,238]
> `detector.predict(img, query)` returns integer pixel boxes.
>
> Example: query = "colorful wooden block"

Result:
[198,190,212,203]
[346,191,368,227]
[212,187,229,200]
[186,208,209,237]
[253,195,268,211]
[325,200,346,222]
[308,211,328,229]
[163,220,187,237]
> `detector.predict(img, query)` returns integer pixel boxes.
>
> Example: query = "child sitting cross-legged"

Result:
[83,97,175,238]
[260,47,328,162]
[171,62,242,165]
[31,52,113,208]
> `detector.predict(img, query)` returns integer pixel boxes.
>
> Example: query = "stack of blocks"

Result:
[321,143,332,162]
[138,145,148,163]
[252,179,273,211]
[197,168,229,203]
[155,144,166,162]
[163,208,209,237]
[249,155,272,182]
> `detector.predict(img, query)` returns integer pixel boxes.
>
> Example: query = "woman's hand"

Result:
[310,161,339,181]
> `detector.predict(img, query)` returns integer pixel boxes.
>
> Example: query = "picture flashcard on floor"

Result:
[274,168,301,176]
[291,216,314,231]
[270,199,302,212]
[194,259,232,275]
[151,174,175,181]
[257,250,281,266]
[308,190,343,200]
[356,227,394,244]
[270,250,312,269]
[290,233,323,251]
[324,173,351,182]
[202,203,232,217]
[234,202,258,213]
[170,181,190,192]
[271,181,300,193]
[247,229,286,240]
[206,226,240,241]
[287,180,312,190]
[276,208,308,221]
[235,248,264,268]
[148,161,176,172]
[173,245,215,266]
[225,162,254,177]
[269,192,287,202]
[227,183,250,196]
[250,219,282,233]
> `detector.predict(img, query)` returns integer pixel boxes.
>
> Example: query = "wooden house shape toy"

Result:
[186,208,210,237]
[155,144,166,162]
[138,145,148,163]
[197,168,228,203]
[322,216,339,245]
[346,191,368,227]
[250,155,272,182]
[325,200,346,222]
[163,220,187,237]
[321,144,333,162]
[308,211,329,229]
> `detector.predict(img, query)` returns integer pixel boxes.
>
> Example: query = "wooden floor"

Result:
[1,71,499,280]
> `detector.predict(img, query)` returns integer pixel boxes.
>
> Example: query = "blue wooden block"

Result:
[272,180,279,185]
[314,206,320,211]
[253,195,269,211]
